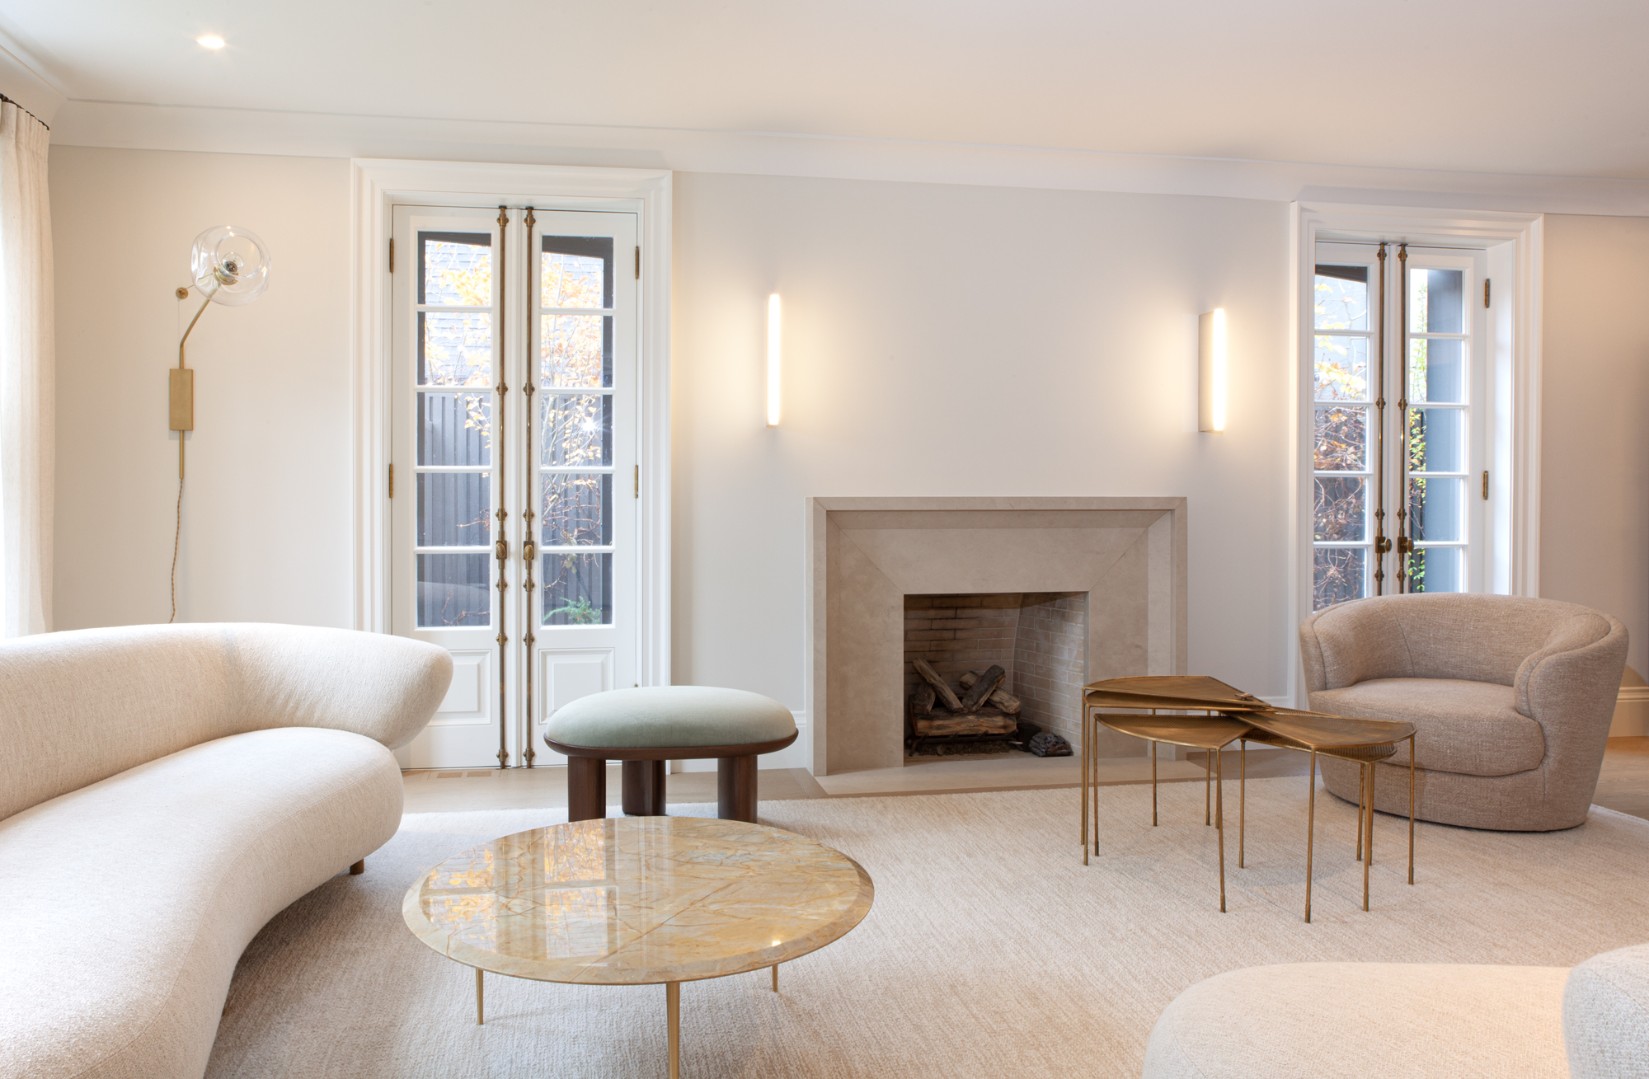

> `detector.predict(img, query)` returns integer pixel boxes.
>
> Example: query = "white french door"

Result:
[391,204,640,767]
[1310,241,1489,608]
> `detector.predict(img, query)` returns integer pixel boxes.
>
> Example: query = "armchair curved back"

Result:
[1301,594,1620,695]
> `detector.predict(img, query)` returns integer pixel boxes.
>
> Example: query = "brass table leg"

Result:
[475,967,484,1026]
[1151,740,1158,827]
[1092,708,1103,857]
[667,981,680,1079]
[1408,734,1417,885]
[1305,750,1317,924]
[1216,747,1226,913]
[1355,766,1365,862]
[1238,740,1246,868]
[1204,751,1211,826]
[771,964,779,992]
[1366,762,1376,869]
[1080,700,1089,864]
[1358,765,1371,877]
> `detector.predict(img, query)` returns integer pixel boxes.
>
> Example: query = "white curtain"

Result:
[0,99,54,636]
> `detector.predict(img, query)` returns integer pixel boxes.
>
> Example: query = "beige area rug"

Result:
[206,779,1649,1078]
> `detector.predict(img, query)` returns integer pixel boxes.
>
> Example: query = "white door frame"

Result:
[351,160,672,700]
[1288,202,1543,706]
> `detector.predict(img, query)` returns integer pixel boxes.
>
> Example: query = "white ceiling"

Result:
[2,0,1646,181]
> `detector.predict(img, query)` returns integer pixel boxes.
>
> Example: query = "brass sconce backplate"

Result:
[169,367,195,432]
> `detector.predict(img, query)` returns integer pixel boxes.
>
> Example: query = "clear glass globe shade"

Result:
[190,225,271,307]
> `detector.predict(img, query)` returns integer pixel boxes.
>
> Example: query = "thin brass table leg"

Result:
[475,967,484,1026]
[1216,747,1226,913]
[667,981,680,1079]
[1204,751,1211,826]
[1081,700,1090,865]
[1408,734,1417,885]
[1355,766,1365,862]
[1365,762,1378,910]
[771,964,779,992]
[1367,761,1376,869]
[1092,708,1101,857]
[1361,764,1373,912]
[1305,750,1317,924]
[1151,740,1158,826]
[1238,739,1245,869]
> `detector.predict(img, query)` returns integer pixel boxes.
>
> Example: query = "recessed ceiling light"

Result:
[196,33,226,51]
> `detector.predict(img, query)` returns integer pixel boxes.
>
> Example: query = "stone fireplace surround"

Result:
[809,497,1187,775]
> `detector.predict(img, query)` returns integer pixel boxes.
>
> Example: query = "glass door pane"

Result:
[1311,251,1377,610]
[538,233,617,627]
[415,231,495,628]
[1403,258,1474,594]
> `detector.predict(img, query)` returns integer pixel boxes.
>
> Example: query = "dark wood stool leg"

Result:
[623,759,668,815]
[718,755,758,822]
[567,756,608,821]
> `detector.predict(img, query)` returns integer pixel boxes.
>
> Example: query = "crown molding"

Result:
[47,98,1649,216]
[0,25,66,123]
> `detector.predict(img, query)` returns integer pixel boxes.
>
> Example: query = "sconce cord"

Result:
[169,291,213,624]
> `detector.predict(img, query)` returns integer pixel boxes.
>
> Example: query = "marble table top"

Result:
[403,816,875,986]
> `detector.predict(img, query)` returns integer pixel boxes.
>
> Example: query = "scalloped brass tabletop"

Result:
[404,816,874,987]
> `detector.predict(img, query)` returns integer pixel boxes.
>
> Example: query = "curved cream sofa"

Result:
[1141,943,1649,1077]
[0,623,452,1079]
[1299,594,1627,831]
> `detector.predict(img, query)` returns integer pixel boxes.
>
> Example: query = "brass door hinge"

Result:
[1482,470,1490,500]
[388,237,394,273]
[1483,278,1490,308]
[387,463,394,499]
[634,464,640,498]
[635,246,641,280]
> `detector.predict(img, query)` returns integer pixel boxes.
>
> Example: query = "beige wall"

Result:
[1541,214,1649,706]
[50,147,353,629]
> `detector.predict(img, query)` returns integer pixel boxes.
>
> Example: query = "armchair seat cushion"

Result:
[1313,678,1545,777]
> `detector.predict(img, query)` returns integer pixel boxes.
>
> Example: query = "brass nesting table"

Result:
[1080,675,1417,922]
[404,816,874,1077]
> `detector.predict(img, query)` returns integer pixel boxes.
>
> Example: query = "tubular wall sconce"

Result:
[168,225,272,622]
[1198,307,1227,433]
[766,293,783,427]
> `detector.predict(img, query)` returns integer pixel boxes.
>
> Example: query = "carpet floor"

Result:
[206,779,1649,1077]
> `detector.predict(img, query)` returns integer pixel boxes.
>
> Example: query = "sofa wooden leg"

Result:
[567,757,608,821]
[622,759,668,816]
[718,755,758,822]
[349,859,365,876]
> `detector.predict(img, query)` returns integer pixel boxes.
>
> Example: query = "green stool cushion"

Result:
[544,686,796,751]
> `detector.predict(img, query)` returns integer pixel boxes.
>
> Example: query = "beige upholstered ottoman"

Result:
[543,686,797,823]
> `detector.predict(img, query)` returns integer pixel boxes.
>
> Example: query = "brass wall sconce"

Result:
[766,293,782,427]
[1198,308,1227,433]
[168,225,271,621]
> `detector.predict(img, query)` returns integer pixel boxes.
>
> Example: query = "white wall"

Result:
[50,147,353,629]
[1541,214,1649,730]
[53,149,1646,749]
[670,173,1294,714]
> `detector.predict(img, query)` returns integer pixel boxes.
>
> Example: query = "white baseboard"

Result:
[1611,689,1649,738]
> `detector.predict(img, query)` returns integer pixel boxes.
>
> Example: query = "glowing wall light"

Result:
[1198,308,1227,433]
[766,293,783,427]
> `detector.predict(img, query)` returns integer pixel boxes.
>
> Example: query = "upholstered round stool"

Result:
[542,686,797,823]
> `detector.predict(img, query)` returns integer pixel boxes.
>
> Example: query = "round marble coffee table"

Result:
[403,816,874,1077]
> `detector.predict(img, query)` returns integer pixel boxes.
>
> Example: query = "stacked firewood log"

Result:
[907,659,1023,736]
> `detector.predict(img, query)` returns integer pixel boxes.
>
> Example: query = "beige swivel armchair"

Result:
[1299,594,1627,831]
